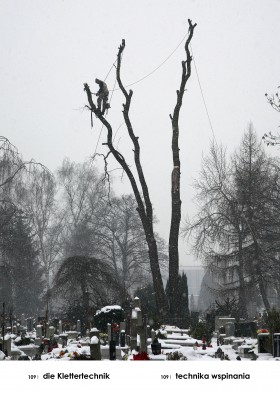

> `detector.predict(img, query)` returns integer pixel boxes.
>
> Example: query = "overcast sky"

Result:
[1,0,279,266]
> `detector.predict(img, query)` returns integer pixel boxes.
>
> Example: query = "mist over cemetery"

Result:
[1,15,280,362]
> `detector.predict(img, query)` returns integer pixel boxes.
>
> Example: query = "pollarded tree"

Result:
[84,19,197,321]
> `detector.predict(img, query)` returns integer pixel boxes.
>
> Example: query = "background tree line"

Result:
[185,125,280,318]
[0,137,168,323]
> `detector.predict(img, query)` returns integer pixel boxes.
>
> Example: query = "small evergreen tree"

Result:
[166,272,190,328]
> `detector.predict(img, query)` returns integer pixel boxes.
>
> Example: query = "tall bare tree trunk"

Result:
[169,20,196,322]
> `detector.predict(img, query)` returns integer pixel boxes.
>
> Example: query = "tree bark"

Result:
[168,19,196,321]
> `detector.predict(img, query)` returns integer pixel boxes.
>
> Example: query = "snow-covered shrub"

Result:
[189,321,211,343]
[94,305,124,332]
[166,351,187,360]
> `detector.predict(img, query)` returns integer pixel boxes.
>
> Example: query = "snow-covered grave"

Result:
[1,298,280,361]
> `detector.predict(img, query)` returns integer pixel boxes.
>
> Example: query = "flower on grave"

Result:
[257,329,269,334]
[59,350,65,357]
[73,351,79,358]
[132,352,150,360]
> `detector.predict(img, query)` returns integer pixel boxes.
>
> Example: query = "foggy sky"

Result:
[0,0,279,266]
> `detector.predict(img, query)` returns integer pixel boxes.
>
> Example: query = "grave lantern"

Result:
[109,340,116,360]
[120,330,126,347]
[273,333,280,358]
[151,338,161,355]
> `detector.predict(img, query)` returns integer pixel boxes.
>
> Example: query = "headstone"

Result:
[26,318,33,332]
[120,321,126,332]
[258,333,272,354]
[273,333,280,358]
[59,334,68,348]
[21,314,26,328]
[89,328,99,340]
[58,320,63,335]
[132,297,141,309]
[109,340,116,360]
[130,309,138,351]
[215,317,235,333]
[146,325,151,338]
[67,331,78,340]
[238,345,252,358]
[36,325,43,340]
[90,336,101,360]
[235,321,257,338]
[107,323,112,343]
[4,335,12,357]
[120,330,126,347]
[77,320,81,334]
[49,326,55,339]
[225,322,235,337]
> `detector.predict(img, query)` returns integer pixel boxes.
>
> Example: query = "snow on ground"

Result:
[1,324,280,361]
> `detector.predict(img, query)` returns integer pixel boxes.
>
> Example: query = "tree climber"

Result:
[94,78,110,114]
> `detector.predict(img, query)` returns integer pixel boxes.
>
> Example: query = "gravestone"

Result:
[146,325,151,338]
[235,322,257,338]
[238,345,252,359]
[21,314,26,328]
[59,333,68,348]
[4,335,12,357]
[258,333,272,354]
[58,320,63,335]
[130,308,138,351]
[26,318,33,332]
[225,322,235,337]
[49,326,55,339]
[273,333,280,358]
[109,340,116,360]
[90,336,101,360]
[120,321,126,332]
[215,317,235,332]
[107,323,112,343]
[36,325,43,340]
[89,328,99,340]
[120,330,126,347]
[77,320,81,334]
[67,331,78,340]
